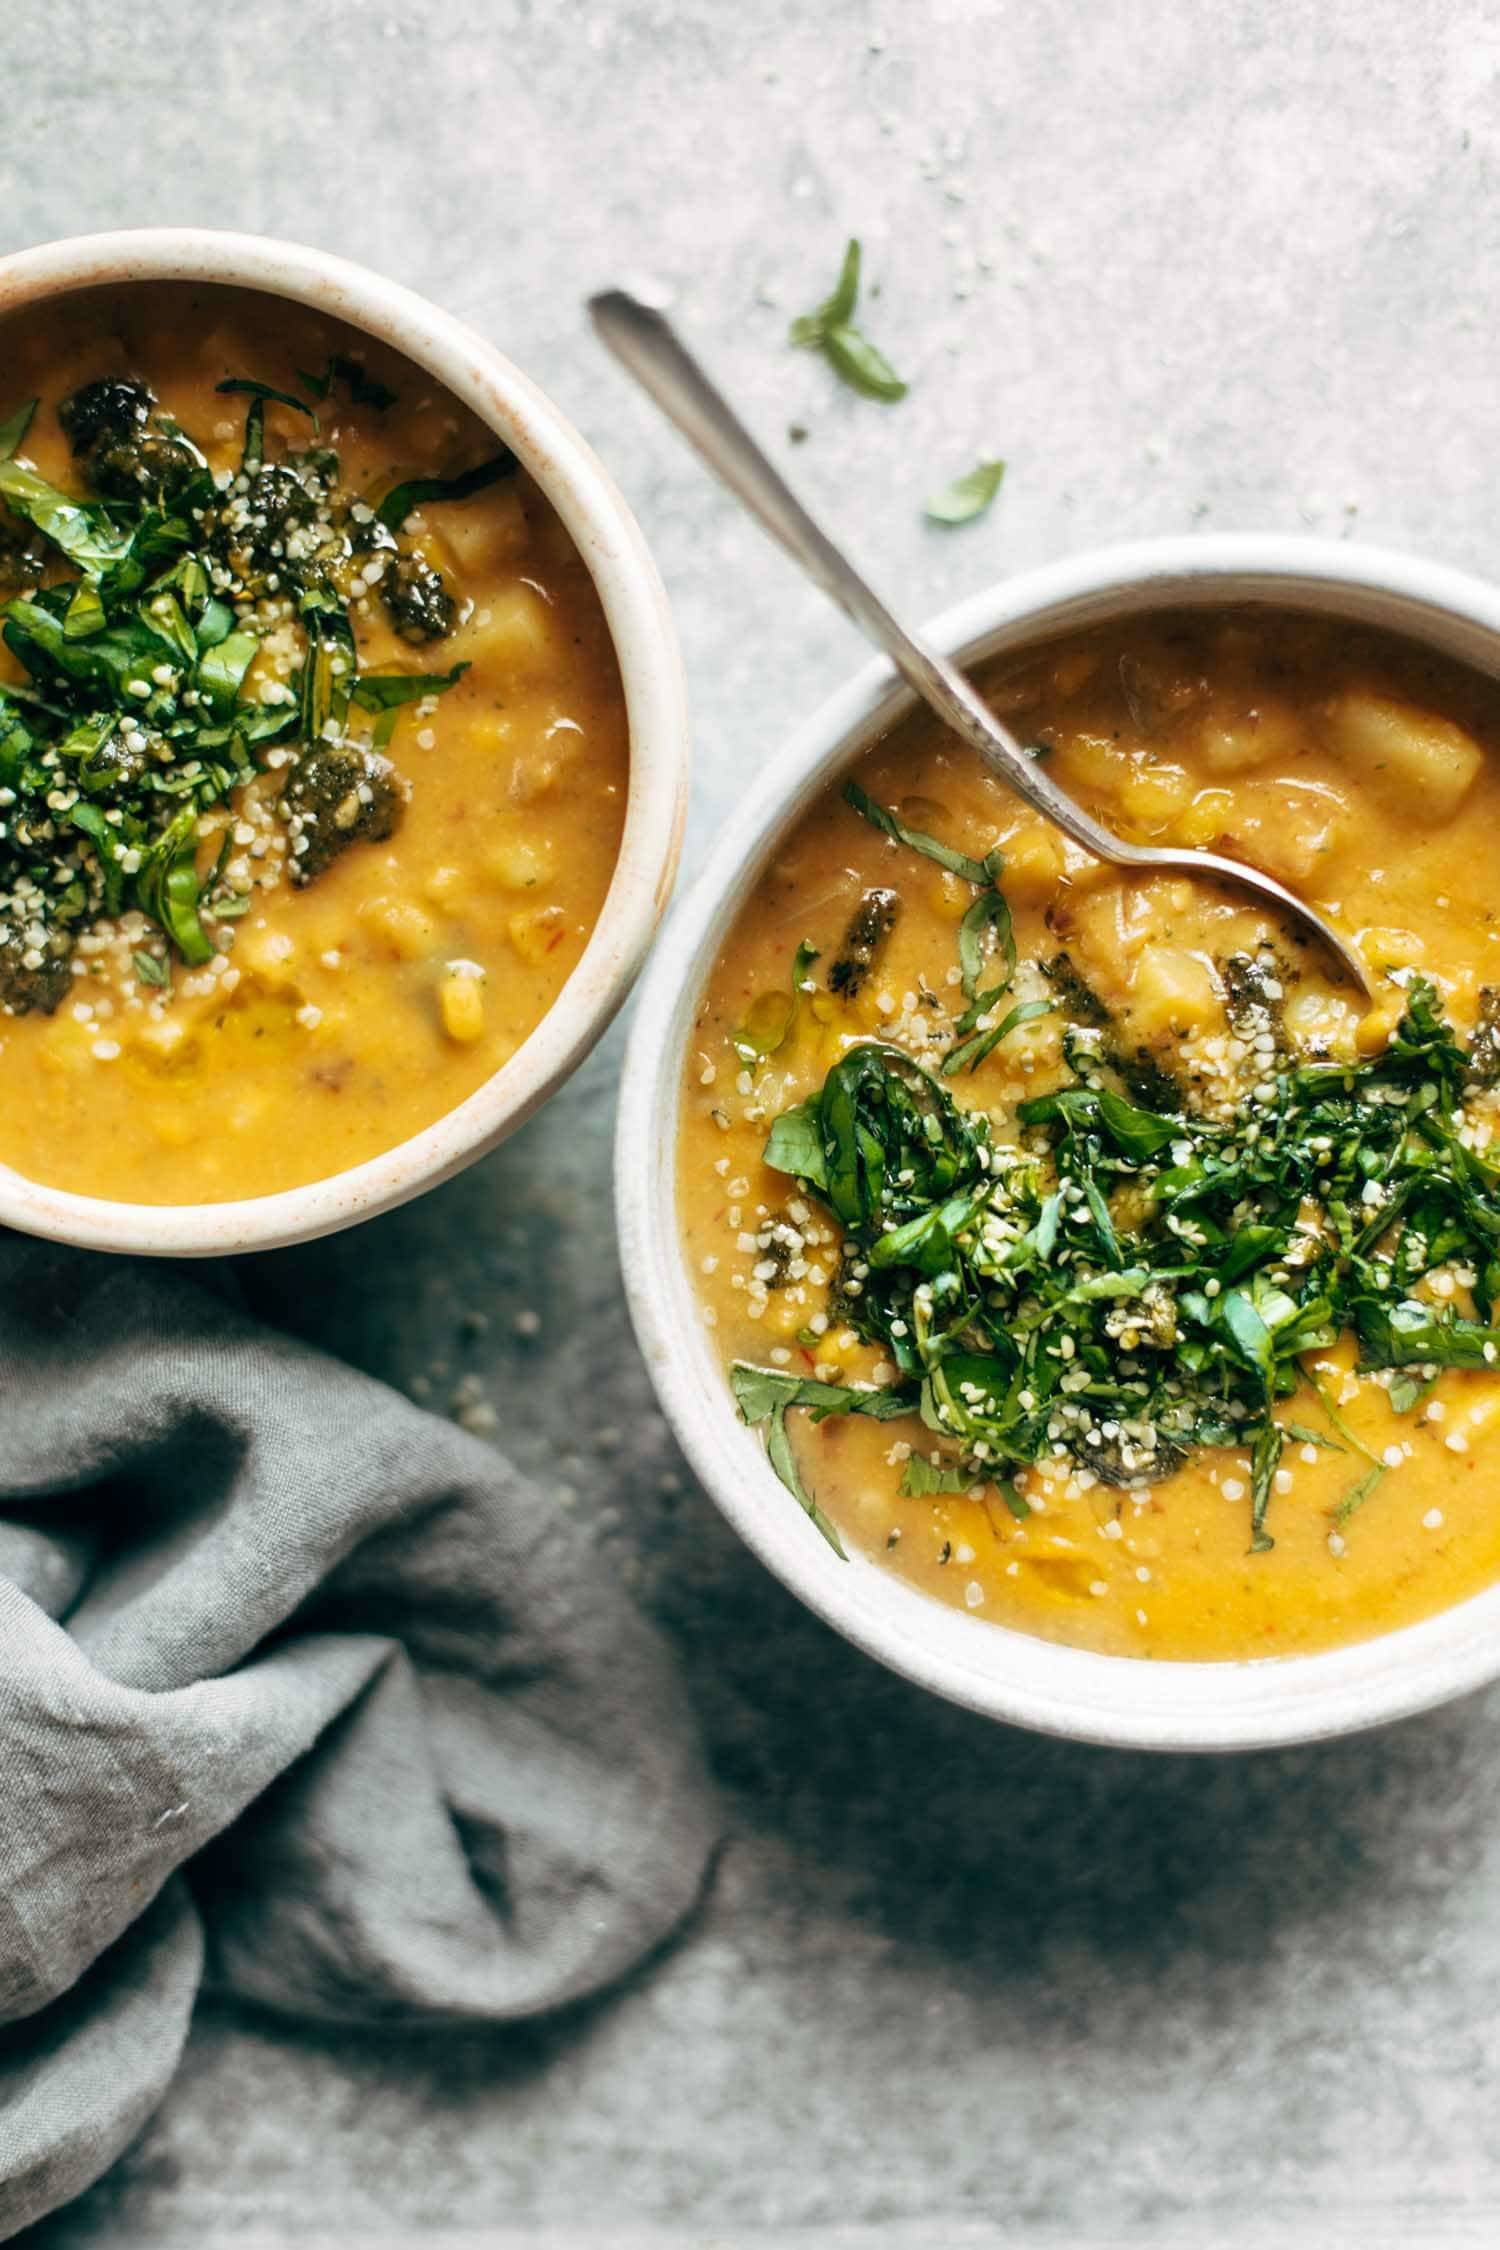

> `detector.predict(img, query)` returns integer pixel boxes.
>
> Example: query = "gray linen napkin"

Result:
[0,1233,718,2240]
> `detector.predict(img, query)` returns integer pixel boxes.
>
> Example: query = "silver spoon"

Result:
[588,286,1372,997]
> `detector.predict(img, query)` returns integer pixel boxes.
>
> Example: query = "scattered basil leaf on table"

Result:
[789,238,909,403]
[925,458,1006,526]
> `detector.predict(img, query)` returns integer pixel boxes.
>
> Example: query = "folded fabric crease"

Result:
[0,1234,717,2240]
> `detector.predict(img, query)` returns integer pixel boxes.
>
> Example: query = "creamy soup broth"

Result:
[681,610,1500,1661]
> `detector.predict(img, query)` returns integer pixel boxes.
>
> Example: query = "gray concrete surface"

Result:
[9,0,1500,2240]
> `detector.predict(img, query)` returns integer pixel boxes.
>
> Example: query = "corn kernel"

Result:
[489,836,555,891]
[235,925,301,987]
[1356,999,1404,1055]
[423,864,465,905]
[1118,765,1191,829]
[431,486,529,578]
[1129,945,1218,1037]
[38,1018,99,1074]
[1359,925,1426,974]
[479,583,562,681]
[509,755,561,805]
[150,1107,194,1148]
[439,971,486,1043]
[927,869,970,920]
[136,1015,189,1060]
[1001,824,1063,904]
[1174,789,1234,847]
[507,903,567,965]
[357,895,438,960]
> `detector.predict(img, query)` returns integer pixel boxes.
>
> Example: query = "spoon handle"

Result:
[588,288,1129,865]
[590,288,1371,994]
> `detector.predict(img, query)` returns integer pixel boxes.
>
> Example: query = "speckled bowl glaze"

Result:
[0,228,689,1255]
[618,535,1500,1751]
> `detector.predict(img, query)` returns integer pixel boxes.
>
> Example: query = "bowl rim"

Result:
[617,530,1500,1752]
[0,226,689,1254]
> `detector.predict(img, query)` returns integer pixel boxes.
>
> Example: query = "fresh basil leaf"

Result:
[1356,1296,1500,1371]
[297,582,358,742]
[375,452,518,533]
[1017,1084,1181,1159]
[732,1365,913,1425]
[996,1476,1031,1522]
[957,882,1014,1002]
[216,378,318,473]
[732,1359,914,1557]
[1285,1422,1345,1452]
[1333,1462,1387,1529]
[789,240,909,402]
[809,1042,985,1232]
[62,579,106,641]
[0,459,132,572]
[297,355,398,411]
[763,1401,847,1555]
[196,629,260,718]
[216,377,319,425]
[140,589,198,668]
[5,597,180,705]
[1220,1291,1275,1393]
[1303,1373,1381,1466]
[133,805,214,965]
[823,323,909,403]
[0,399,38,461]
[349,662,470,712]
[133,949,170,987]
[1388,1369,1439,1416]
[98,506,201,610]
[943,995,1051,1077]
[842,778,994,887]
[1248,1420,1282,1548]
[194,595,235,650]
[763,1096,829,1191]
[67,801,127,914]
[925,458,1006,526]
[869,1192,982,1275]
[900,1455,972,1497]
[788,237,861,345]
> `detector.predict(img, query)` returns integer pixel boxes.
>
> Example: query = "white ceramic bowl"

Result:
[618,533,1500,1752]
[0,228,689,1255]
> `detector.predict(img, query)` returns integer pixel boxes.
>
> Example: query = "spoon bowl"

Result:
[589,286,1372,996]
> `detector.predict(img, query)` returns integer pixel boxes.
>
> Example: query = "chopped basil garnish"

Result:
[0,399,37,462]
[731,1362,912,1555]
[349,662,470,713]
[899,1456,972,1498]
[375,452,518,533]
[215,377,319,470]
[740,976,1500,1556]
[0,368,475,1002]
[841,779,994,887]
[296,355,398,412]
